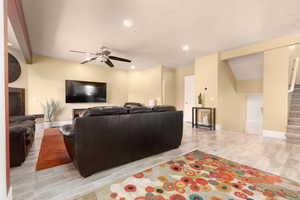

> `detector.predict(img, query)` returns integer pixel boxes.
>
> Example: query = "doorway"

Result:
[245,94,263,134]
[184,75,195,122]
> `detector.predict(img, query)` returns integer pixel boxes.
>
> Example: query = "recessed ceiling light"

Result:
[8,42,13,47]
[131,65,135,69]
[289,45,296,51]
[123,20,132,27]
[182,45,189,51]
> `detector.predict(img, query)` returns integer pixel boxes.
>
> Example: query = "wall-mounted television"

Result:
[66,80,107,103]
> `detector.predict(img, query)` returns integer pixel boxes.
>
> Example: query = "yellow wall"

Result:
[194,54,247,132]
[263,47,290,132]
[10,55,176,121]
[194,54,219,108]
[175,65,194,110]
[127,65,162,105]
[27,56,129,121]
[236,79,263,94]
[218,61,246,132]
[162,68,176,106]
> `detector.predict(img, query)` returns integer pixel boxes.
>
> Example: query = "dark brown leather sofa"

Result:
[10,115,36,167]
[61,106,183,177]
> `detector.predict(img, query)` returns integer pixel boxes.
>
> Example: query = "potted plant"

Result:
[41,99,63,128]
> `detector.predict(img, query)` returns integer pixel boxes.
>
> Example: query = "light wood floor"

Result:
[11,124,300,200]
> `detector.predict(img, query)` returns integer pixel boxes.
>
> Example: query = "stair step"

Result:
[292,95,300,99]
[286,132,300,138]
[291,97,300,100]
[287,125,300,133]
[288,118,300,125]
[290,105,300,111]
[289,111,300,118]
[291,103,300,107]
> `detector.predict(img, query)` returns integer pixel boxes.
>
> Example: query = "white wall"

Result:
[0,0,8,199]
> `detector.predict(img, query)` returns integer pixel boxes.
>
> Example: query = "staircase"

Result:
[287,85,300,144]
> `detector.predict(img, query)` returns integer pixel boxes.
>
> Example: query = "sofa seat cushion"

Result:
[128,107,153,114]
[83,106,128,117]
[152,105,176,112]
[59,124,74,136]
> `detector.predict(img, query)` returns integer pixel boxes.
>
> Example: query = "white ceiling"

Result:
[18,0,300,69]
[228,53,263,80]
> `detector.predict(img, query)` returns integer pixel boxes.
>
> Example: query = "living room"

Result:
[2,1,300,200]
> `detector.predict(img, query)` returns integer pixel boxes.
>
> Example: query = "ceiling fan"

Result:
[70,46,131,67]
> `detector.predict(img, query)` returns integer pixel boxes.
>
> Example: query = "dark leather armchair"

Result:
[10,115,37,167]
[62,106,183,177]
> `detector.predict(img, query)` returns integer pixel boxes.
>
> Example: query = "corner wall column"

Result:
[263,47,290,139]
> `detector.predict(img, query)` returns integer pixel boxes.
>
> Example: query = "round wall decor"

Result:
[8,53,22,83]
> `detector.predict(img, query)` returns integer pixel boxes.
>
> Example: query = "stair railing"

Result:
[288,57,299,93]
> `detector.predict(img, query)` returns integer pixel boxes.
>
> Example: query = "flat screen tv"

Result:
[66,80,107,103]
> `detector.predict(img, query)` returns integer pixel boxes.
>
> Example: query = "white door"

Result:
[246,94,263,134]
[184,75,195,122]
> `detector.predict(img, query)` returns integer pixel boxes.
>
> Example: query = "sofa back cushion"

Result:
[127,107,153,114]
[152,105,176,112]
[124,102,144,108]
[83,106,128,117]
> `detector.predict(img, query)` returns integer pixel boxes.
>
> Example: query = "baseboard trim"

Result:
[262,130,286,140]
[216,124,222,131]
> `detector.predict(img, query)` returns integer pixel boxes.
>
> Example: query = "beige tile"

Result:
[11,124,300,200]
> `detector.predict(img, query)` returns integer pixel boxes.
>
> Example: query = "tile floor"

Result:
[10,124,300,200]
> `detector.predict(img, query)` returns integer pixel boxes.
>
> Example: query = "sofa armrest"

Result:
[10,126,27,166]
[59,124,75,160]
[59,124,74,136]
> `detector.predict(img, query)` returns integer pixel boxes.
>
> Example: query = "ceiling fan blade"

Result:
[109,56,131,63]
[70,50,89,54]
[105,59,114,67]
[70,50,96,55]
[80,57,97,64]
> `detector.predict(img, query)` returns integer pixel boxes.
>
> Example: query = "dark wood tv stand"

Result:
[73,108,88,119]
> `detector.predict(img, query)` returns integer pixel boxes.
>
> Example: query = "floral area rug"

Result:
[75,150,300,200]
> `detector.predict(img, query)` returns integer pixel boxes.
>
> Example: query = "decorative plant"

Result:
[41,99,63,122]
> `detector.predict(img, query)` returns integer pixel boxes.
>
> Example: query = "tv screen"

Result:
[66,80,107,103]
